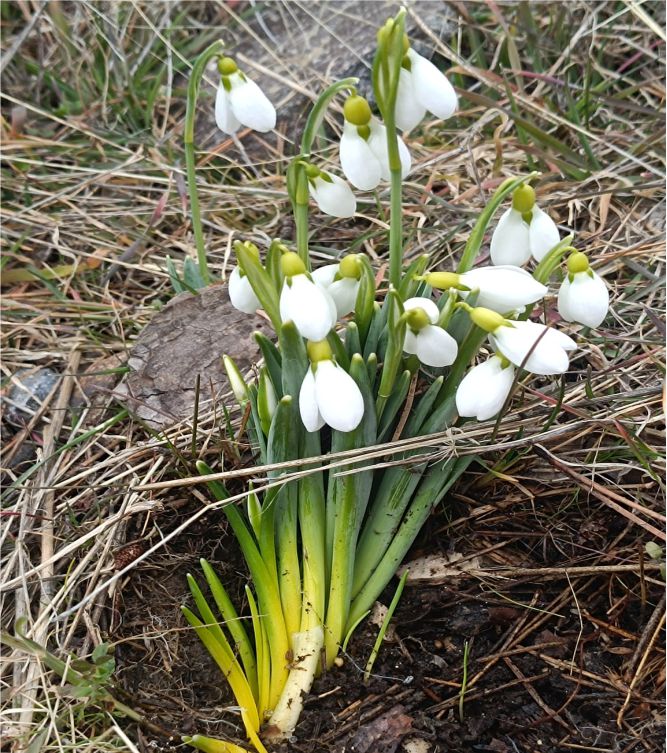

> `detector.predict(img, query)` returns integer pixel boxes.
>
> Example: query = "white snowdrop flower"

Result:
[558,252,609,328]
[490,185,560,266]
[228,266,261,314]
[402,297,458,368]
[215,56,276,135]
[465,305,576,376]
[312,254,363,317]
[426,266,547,314]
[307,167,356,218]
[456,356,516,421]
[394,48,457,133]
[298,341,364,433]
[279,252,337,341]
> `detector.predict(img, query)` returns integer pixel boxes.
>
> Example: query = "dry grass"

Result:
[1,2,665,752]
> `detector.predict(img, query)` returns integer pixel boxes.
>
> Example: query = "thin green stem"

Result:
[184,40,224,286]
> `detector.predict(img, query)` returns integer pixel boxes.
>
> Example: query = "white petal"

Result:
[461,266,547,312]
[367,119,411,181]
[408,49,458,121]
[229,77,276,132]
[311,263,339,288]
[340,124,382,191]
[403,296,440,324]
[415,325,458,367]
[528,206,560,262]
[328,278,360,317]
[299,369,325,432]
[403,329,419,355]
[395,67,426,132]
[215,84,241,135]
[490,208,531,266]
[314,361,364,432]
[558,271,609,328]
[492,321,575,375]
[228,266,260,313]
[279,274,336,341]
[309,174,356,218]
[456,356,515,420]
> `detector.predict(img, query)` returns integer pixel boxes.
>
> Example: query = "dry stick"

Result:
[504,656,570,731]
[14,345,81,735]
[534,445,666,540]
[617,594,666,727]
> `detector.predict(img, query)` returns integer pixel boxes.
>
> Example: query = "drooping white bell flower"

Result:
[456,356,516,421]
[312,254,364,317]
[306,167,356,218]
[228,266,261,314]
[425,266,547,313]
[299,341,364,433]
[279,252,337,341]
[402,297,458,367]
[558,252,609,328]
[464,306,576,376]
[490,184,560,266]
[394,48,458,133]
[215,56,276,135]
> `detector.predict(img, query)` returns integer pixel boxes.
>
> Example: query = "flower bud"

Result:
[217,56,238,76]
[306,339,333,364]
[405,307,431,332]
[343,95,372,126]
[566,251,589,275]
[512,184,536,214]
[468,306,507,333]
[425,271,462,290]
[222,355,248,405]
[339,254,362,280]
[281,251,307,277]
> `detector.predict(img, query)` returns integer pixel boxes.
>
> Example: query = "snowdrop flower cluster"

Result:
[214,56,276,135]
[490,184,560,266]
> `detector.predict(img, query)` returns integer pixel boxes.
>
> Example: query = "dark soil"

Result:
[110,473,666,753]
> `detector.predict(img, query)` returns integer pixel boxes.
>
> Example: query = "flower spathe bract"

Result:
[228,266,261,314]
[558,269,609,328]
[299,360,364,433]
[403,297,458,367]
[490,320,577,375]
[308,172,356,218]
[459,266,547,313]
[215,69,276,135]
[280,274,337,341]
[394,49,458,133]
[456,355,516,421]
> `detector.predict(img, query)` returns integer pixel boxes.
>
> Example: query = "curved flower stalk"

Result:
[312,253,364,317]
[558,251,609,328]
[456,355,516,420]
[305,165,356,218]
[490,184,561,266]
[215,56,276,134]
[425,265,547,313]
[403,297,458,367]
[279,252,337,340]
[299,340,364,432]
[339,94,411,190]
[395,48,458,132]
